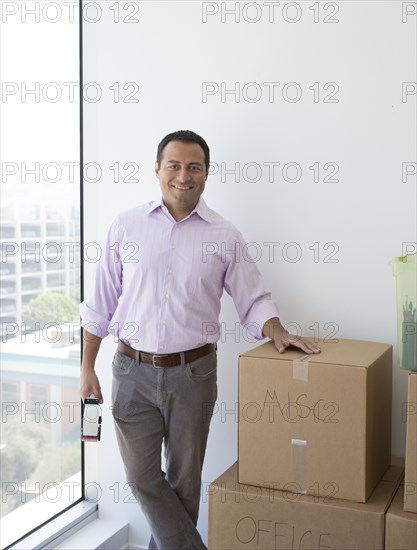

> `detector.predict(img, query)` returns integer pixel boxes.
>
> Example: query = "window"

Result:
[0,2,82,547]
[1,383,20,406]
[27,385,49,411]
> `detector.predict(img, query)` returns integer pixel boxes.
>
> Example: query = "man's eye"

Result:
[191,166,201,171]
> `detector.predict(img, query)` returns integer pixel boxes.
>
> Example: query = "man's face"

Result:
[155,140,207,218]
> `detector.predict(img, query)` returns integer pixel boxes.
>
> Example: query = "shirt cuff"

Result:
[243,300,280,340]
[79,301,111,339]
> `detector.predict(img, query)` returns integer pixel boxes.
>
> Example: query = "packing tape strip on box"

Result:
[293,354,310,381]
[291,438,308,494]
[291,355,309,492]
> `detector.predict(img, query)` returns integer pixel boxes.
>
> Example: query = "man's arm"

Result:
[79,217,123,404]
[262,317,321,355]
[221,228,321,354]
[80,330,104,403]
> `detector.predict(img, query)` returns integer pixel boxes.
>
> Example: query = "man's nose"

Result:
[176,169,190,182]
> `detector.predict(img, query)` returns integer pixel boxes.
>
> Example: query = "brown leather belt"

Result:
[118,341,215,367]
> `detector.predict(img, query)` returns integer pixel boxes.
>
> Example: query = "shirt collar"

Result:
[147,196,213,224]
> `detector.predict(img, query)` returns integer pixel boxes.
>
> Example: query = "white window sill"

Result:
[51,518,129,550]
[2,499,97,550]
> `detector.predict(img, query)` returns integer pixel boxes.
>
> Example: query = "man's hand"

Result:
[80,329,104,403]
[262,317,321,355]
[80,368,104,404]
[273,328,321,355]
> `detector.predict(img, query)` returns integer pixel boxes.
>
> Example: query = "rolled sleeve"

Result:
[79,302,112,338]
[223,231,279,340]
[79,217,122,338]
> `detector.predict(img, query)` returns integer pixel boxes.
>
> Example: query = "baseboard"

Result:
[53,518,129,549]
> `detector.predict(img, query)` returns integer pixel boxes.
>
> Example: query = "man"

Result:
[79,130,320,550]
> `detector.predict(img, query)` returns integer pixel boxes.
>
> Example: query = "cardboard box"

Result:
[404,372,417,513]
[238,338,392,502]
[208,462,403,550]
[386,485,417,550]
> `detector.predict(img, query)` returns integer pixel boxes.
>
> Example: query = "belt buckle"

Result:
[152,354,169,368]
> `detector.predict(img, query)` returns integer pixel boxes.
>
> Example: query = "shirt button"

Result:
[171,245,175,250]
[162,321,166,326]
[167,268,172,274]
[160,346,164,351]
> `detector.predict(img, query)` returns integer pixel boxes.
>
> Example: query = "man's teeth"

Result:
[173,185,192,189]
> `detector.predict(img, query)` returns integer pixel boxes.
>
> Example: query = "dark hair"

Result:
[156,130,210,172]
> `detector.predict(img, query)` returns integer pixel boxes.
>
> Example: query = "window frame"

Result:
[1,2,88,548]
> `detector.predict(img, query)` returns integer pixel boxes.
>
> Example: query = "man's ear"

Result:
[154,161,160,177]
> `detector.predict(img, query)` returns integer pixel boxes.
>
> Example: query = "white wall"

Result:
[82,1,416,547]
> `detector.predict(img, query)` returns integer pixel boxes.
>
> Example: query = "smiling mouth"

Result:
[172,185,194,190]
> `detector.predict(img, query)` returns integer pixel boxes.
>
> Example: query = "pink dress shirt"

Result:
[79,196,279,353]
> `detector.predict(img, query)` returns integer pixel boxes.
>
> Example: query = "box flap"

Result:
[240,338,392,368]
[213,462,404,514]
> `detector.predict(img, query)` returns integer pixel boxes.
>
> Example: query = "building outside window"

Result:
[0,3,83,548]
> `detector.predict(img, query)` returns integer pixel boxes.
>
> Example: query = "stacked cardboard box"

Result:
[404,372,417,514]
[385,485,417,549]
[209,338,402,549]
[210,462,404,550]
[384,372,417,549]
[237,338,392,502]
